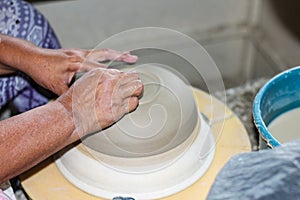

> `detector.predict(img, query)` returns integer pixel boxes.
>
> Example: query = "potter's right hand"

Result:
[57,68,143,137]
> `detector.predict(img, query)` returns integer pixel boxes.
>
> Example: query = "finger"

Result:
[88,49,121,62]
[106,68,123,75]
[89,49,138,63]
[119,97,139,114]
[120,80,143,98]
[117,53,138,63]
[79,60,108,72]
[126,97,139,112]
[117,71,140,86]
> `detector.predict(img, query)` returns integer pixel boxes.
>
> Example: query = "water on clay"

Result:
[268,107,300,143]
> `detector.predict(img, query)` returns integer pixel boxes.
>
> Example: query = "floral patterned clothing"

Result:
[0,0,61,112]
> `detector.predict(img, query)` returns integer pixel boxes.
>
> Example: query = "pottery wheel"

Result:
[20,88,251,200]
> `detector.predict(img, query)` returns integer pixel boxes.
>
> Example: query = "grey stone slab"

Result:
[207,139,300,200]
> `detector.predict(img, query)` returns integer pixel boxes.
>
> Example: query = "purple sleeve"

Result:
[0,0,61,113]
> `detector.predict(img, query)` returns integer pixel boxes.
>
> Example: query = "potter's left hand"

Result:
[26,48,138,95]
[0,34,138,96]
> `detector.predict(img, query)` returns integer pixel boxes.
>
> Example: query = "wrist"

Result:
[54,90,80,142]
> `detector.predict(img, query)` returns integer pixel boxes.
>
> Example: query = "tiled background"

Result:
[32,0,300,89]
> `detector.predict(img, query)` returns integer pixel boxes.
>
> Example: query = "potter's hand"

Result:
[57,68,143,137]
[26,48,138,96]
[0,34,138,95]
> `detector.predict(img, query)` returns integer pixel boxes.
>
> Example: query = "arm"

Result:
[0,33,41,75]
[0,68,143,183]
[0,101,76,183]
[0,33,138,95]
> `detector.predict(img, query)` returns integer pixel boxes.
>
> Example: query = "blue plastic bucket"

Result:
[253,66,300,149]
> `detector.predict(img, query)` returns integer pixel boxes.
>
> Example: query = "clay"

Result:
[82,64,198,158]
[268,107,300,143]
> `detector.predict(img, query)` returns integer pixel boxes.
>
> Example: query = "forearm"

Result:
[0,33,42,74]
[0,101,78,183]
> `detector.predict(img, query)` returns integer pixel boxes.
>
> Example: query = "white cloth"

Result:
[0,182,16,200]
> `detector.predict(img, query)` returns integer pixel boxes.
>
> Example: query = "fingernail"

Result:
[130,55,138,59]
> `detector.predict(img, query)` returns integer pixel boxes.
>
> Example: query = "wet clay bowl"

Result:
[253,66,300,149]
[55,63,216,199]
[82,63,199,159]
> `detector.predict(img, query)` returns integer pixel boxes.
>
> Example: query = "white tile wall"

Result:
[32,0,280,88]
[34,0,251,48]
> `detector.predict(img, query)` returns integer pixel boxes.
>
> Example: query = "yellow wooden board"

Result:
[20,89,251,200]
